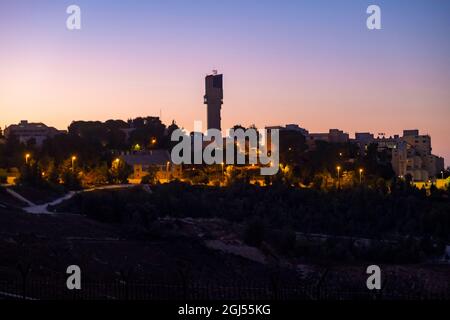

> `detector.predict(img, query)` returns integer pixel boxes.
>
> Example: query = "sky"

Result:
[0,0,449,164]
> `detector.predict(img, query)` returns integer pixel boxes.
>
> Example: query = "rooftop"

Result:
[121,150,171,166]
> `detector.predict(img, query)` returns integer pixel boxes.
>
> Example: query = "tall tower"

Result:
[204,72,223,131]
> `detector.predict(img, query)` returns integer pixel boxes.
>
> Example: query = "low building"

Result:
[401,129,432,156]
[0,127,5,144]
[436,177,450,190]
[284,124,309,136]
[121,150,182,183]
[266,124,309,136]
[307,129,349,148]
[374,135,400,152]
[414,177,450,191]
[266,124,309,156]
[354,132,374,150]
[391,130,444,181]
[4,120,65,147]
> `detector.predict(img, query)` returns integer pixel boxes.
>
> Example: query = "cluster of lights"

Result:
[25,153,79,175]
[336,166,364,184]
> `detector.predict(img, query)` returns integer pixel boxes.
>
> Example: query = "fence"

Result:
[1,278,448,300]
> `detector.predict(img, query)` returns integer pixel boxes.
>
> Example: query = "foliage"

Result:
[141,166,160,185]
[52,182,450,263]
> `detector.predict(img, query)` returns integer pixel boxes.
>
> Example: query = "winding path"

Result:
[7,184,138,214]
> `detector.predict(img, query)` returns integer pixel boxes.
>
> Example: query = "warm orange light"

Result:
[359,168,364,173]
[72,156,77,161]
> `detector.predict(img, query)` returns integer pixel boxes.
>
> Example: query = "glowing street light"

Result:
[441,171,444,180]
[71,156,77,172]
[25,153,31,164]
[359,168,364,184]
[113,158,120,170]
[221,162,225,176]
[337,166,341,188]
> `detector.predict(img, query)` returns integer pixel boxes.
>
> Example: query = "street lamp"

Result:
[337,166,341,188]
[71,156,77,172]
[113,158,120,170]
[441,171,444,180]
[25,153,31,165]
[166,161,171,181]
[221,162,225,177]
[359,168,364,184]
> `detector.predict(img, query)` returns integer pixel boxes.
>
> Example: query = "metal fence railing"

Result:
[1,278,448,301]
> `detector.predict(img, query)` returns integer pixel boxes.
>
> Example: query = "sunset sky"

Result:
[0,0,449,164]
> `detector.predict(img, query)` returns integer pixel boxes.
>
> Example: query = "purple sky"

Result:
[0,0,449,164]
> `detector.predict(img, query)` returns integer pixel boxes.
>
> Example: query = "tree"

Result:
[81,165,109,187]
[18,161,45,187]
[279,130,307,165]
[141,166,159,185]
[60,159,82,190]
[109,160,132,184]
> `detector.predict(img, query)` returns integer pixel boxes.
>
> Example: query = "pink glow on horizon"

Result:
[0,1,449,165]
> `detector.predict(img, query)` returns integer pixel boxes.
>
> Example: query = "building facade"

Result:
[121,150,182,183]
[307,129,349,148]
[365,129,445,181]
[204,72,223,132]
[4,120,64,147]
